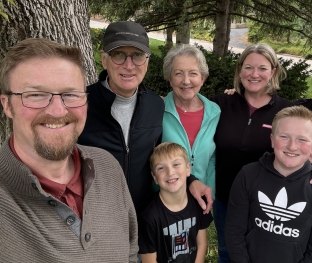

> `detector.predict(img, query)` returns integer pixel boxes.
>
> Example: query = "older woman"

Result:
[162,44,221,202]
[212,43,292,263]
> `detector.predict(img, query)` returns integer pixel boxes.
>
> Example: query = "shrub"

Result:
[91,28,311,100]
[144,45,171,96]
[145,44,311,100]
[278,58,312,100]
[90,28,104,74]
[199,46,239,98]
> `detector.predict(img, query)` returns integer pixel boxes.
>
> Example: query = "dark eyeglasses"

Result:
[6,91,88,109]
[108,50,149,66]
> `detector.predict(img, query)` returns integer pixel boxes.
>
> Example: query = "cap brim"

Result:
[104,41,150,54]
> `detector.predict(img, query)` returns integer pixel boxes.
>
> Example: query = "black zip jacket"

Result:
[225,153,312,263]
[295,98,312,110]
[211,93,291,203]
[79,70,164,212]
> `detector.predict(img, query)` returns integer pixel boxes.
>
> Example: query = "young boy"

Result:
[139,142,213,263]
[225,105,312,263]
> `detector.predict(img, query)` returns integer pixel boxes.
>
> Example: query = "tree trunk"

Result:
[213,0,231,56]
[0,0,96,83]
[165,27,174,49]
[176,22,191,44]
[0,0,96,144]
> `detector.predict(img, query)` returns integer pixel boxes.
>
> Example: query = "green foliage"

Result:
[0,0,16,20]
[0,10,9,20]
[247,22,263,43]
[91,28,311,100]
[90,28,104,74]
[144,45,172,96]
[199,46,239,98]
[248,21,312,58]
[144,43,239,98]
[244,1,312,47]
[191,19,214,42]
[149,39,165,56]
[278,58,312,100]
[306,77,312,98]
[145,44,311,100]
[89,0,312,53]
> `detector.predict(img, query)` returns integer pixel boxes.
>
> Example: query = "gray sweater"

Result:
[0,140,138,263]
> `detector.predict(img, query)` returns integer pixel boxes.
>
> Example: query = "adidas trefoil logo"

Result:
[258,187,306,222]
[255,187,306,238]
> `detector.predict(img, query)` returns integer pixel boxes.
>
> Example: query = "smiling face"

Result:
[152,153,191,194]
[271,117,312,176]
[169,55,205,103]
[239,53,275,95]
[102,46,149,97]
[0,57,87,161]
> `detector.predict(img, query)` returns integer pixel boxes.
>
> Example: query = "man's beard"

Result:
[32,114,79,161]
[34,131,78,161]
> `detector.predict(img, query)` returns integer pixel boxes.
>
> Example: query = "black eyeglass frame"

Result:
[108,50,150,66]
[6,91,88,109]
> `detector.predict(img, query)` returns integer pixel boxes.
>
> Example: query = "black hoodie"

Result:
[225,152,312,263]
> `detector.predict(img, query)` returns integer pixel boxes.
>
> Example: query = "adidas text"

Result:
[255,218,299,237]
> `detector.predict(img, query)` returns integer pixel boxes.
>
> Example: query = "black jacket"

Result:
[79,70,164,212]
[211,93,291,202]
[295,98,312,110]
[225,153,312,263]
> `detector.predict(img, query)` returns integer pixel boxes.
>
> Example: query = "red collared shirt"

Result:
[9,136,83,218]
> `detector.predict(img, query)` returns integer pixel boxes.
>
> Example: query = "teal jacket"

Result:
[162,91,221,197]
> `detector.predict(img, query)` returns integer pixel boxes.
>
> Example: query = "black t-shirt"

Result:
[139,190,213,263]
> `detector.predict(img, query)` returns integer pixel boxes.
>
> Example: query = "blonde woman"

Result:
[211,43,292,262]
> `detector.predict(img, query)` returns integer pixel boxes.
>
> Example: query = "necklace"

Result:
[180,106,189,113]
[174,95,202,113]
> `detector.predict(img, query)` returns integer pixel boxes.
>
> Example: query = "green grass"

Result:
[257,38,311,58]
[150,38,165,56]
[206,222,218,262]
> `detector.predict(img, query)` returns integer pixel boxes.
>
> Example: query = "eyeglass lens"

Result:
[109,51,148,66]
[20,91,87,109]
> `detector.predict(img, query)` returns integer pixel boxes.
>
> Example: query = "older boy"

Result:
[225,105,312,263]
[139,142,213,263]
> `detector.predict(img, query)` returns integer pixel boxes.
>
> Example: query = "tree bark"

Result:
[165,27,174,49]
[0,0,96,83]
[0,0,96,144]
[213,0,231,56]
[176,22,191,44]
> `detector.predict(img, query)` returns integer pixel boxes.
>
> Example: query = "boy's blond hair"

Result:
[272,105,312,134]
[150,142,189,171]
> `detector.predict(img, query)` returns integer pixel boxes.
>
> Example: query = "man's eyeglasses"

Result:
[108,50,149,66]
[6,91,88,109]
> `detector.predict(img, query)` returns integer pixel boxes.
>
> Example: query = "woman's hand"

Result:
[224,88,236,95]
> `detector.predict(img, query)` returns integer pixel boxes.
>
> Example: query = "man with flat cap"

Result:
[79,21,164,213]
